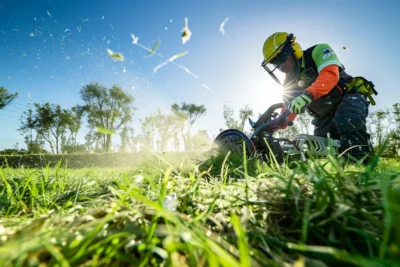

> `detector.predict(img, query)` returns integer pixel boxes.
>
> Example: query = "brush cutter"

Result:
[213,103,340,164]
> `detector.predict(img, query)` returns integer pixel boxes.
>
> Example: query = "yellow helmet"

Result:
[262,32,303,64]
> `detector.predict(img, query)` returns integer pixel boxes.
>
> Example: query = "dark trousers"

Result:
[312,93,372,160]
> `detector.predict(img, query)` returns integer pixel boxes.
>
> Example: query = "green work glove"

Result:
[288,92,314,114]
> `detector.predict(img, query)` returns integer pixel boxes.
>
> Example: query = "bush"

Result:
[0,149,28,155]
[62,144,87,154]
[0,152,146,168]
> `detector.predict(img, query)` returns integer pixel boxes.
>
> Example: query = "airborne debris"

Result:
[131,33,211,93]
[97,127,115,135]
[107,48,125,62]
[202,84,215,94]
[131,34,139,44]
[220,17,229,35]
[47,10,52,18]
[148,40,161,57]
[153,51,188,72]
[181,17,192,44]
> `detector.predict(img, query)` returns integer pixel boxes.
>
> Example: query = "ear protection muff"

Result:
[287,33,303,59]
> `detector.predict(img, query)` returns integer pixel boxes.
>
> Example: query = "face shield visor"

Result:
[261,41,299,87]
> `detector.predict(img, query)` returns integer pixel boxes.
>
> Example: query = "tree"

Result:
[64,105,85,147]
[277,124,300,140]
[222,104,253,132]
[171,102,206,151]
[297,113,312,135]
[119,126,135,152]
[80,82,135,152]
[0,87,18,110]
[84,125,102,153]
[389,103,400,157]
[369,108,390,148]
[19,103,75,154]
[222,104,238,130]
[141,109,183,151]
[238,105,253,132]
[25,136,46,154]
[366,103,400,157]
[19,108,45,153]
[190,130,211,151]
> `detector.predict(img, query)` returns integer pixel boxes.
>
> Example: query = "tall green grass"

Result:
[0,153,399,266]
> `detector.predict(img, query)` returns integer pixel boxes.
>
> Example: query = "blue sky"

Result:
[1,0,399,150]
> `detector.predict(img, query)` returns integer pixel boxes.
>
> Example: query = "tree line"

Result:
[1,83,208,154]
[1,84,399,156]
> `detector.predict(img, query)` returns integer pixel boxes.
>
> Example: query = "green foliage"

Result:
[222,104,253,132]
[0,151,201,169]
[0,86,18,110]
[26,140,47,154]
[369,108,390,147]
[0,155,399,266]
[0,148,28,155]
[171,102,207,151]
[19,103,80,154]
[141,108,184,152]
[62,144,87,154]
[0,152,149,168]
[149,40,161,56]
[368,103,400,157]
[80,82,136,152]
[199,151,265,179]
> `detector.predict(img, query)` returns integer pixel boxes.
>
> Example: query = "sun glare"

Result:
[252,74,285,116]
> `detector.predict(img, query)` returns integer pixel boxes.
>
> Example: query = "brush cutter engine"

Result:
[213,103,341,164]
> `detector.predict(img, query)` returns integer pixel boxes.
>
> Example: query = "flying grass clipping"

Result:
[181,17,192,44]
[107,48,124,62]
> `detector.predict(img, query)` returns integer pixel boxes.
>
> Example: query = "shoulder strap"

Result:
[303,46,318,78]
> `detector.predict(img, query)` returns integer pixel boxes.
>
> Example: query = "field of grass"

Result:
[0,151,400,266]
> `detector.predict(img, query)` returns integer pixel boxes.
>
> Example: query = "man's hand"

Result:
[287,92,313,114]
